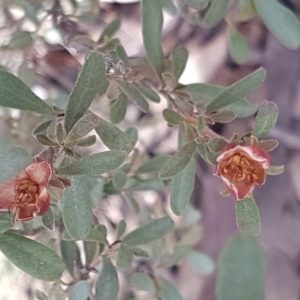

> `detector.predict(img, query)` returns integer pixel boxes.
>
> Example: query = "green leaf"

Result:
[69,281,90,300]
[62,177,92,240]
[235,196,261,236]
[141,0,165,82]
[32,120,53,136]
[132,83,161,103]
[57,151,126,176]
[65,113,100,144]
[117,219,126,239]
[186,251,214,275]
[210,110,236,123]
[95,118,133,152]
[106,81,120,100]
[185,84,259,118]
[109,93,127,124]
[125,194,140,214]
[184,0,209,10]
[171,46,188,81]
[125,177,164,191]
[130,272,155,291]
[123,217,174,246]
[253,0,300,49]
[64,52,106,133]
[116,243,133,270]
[35,134,57,146]
[170,156,195,216]
[116,45,130,67]
[125,127,138,146]
[158,141,196,179]
[0,70,54,114]
[216,233,265,300]
[202,0,229,28]
[196,116,205,133]
[8,31,33,49]
[98,18,121,44]
[206,68,266,113]
[0,232,64,281]
[113,170,127,190]
[207,138,227,152]
[62,227,107,243]
[131,247,150,258]
[95,258,119,300]
[158,278,183,300]
[136,155,170,174]
[116,80,149,113]
[60,240,76,277]
[77,135,97,147]
[162,109,184,125]
[266,165,284,175]
[0,138,31,184]
[42,207,55,231]
[228,26,249,64]
[35,290,48,300]
[164,245,191,267]
[251,100,278,140]
[84,241,98,265]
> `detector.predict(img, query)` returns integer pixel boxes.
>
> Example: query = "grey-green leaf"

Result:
[0,232,64,281]
[130,272,155,291]
[65,113,100,144]
[235,196,261,236]
[117,219,126,239]
[95,258,119,300]
[251,100,278,140]
[170,157,195,216]
[253,0,300,49]
[158,278,183,300]
[203,0,229,28]
[171,46,188,81]
[158,141,196,179]
[69,281,90,300]
[0,70,54,114]
[206,68,266,113]
[266,165,284,176]
[57,151,126,176]
[216,233,265,300]
[186,251,214,275]
[95,117,133,152]
[64,52,106,133]
[116,80,149,113]
[229,27,249,64]
[123,217,174,246]
[60,240,76,277]
[42,208,55,231]
[141,0,165,82]
[62,177,92,240]
[109,93,127,124]
[136,154,170,174]
[132,83,161,103]
[162,109,184,125]
[116,243,133,270]
[98,18,121,44]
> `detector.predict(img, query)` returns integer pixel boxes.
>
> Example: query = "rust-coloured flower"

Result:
[215,143,270,200]
[0,161,52,222]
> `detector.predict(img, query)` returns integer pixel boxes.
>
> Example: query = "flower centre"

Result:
[222,154,257,182]
[14,179,39,207]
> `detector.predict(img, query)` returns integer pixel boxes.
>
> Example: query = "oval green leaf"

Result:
[123,216,174,246]
[203,0,229,28]
[235,196,261,236]
[69,280,90,300]
[130,272,154,291]
[171,46,188,81]
[158,278,183,300]
[0,232,64,281]
[62,177,92,240]
[109,93,127,124]
[0,70,54,114]
[57,151,126,176]
[216,233,265,300]
[95,258,119,300]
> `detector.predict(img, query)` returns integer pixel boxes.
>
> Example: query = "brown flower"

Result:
[0,161,52,222]
[215,143,270,200]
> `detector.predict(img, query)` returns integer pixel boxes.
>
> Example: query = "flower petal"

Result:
[240,146,270,168]
[0,180,17,210]
[222,176,254,200]
[25,162,52,186]
[16,206,35,221]
[34,188,50,216]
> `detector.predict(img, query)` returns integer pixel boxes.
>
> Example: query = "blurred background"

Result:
[1,0,300,299]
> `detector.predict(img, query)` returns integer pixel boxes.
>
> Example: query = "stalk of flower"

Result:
[0,161,52,223]
[215,142,271,200]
